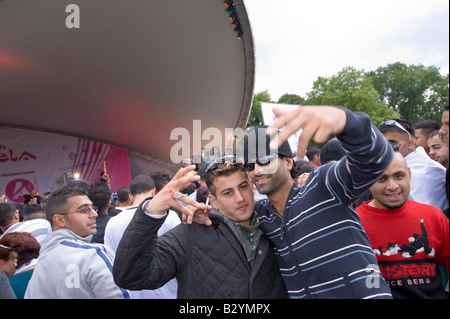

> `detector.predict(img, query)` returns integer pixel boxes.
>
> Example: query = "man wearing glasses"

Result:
[378,118,448,213]
[25,187,130,299]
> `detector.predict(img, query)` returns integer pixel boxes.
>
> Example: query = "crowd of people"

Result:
[0,104,448,299]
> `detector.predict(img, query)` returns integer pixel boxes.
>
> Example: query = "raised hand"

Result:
[268,105,347,159]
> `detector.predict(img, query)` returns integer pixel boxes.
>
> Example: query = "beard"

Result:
[253,170,291,196]
[381,197,408,210]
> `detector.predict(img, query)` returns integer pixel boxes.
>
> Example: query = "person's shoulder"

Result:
[13,218,51,231]
[406,199,447,218]
[59,238,115,260]
[107,208,136,226]
[254,198,269,211]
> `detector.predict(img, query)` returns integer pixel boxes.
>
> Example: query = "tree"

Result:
[305,66,399,125]
[246,90,272,129]
[277,93,305,105]
[367,62,449,125]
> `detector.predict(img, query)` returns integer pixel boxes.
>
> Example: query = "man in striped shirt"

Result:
[245,105,393,299]
[0,203,52,245]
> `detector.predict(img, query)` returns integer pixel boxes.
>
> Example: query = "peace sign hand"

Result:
[143,165,210,218]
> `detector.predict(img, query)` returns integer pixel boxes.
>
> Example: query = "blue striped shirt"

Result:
[256,108,394,299]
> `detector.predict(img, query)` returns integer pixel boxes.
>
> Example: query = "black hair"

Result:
[129,175,155,196]
[88,182,112,214]
[45,187,88,226]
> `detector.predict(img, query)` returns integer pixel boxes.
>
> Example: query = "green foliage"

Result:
[277,93,305,105]
[246,62,449,129]
[246,90,272,129]
[305,66,399,126]
[367,62,449,125]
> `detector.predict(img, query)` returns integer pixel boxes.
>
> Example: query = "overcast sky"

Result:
[243,0,449,101]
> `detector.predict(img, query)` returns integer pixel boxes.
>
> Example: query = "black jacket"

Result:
[113,200,286,299]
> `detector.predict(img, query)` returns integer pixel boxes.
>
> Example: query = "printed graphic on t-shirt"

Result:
[373,219,434,258]
[372,219,446,298]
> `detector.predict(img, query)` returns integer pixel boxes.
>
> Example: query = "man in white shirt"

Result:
[379,119,448,212]
[104,174,180,299]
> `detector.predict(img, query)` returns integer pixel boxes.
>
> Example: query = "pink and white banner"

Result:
[0,127,131,203]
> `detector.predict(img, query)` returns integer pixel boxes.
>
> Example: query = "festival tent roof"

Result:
[0,0,254,171]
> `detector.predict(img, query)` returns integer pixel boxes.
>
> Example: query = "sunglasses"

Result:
[244,153,278,171]
[379,120,412,140]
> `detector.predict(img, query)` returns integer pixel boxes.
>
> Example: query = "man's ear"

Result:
[283,156,294,171]
[208,194,219,209]
[13,210,20,222]
[53,214,67,229]
[408,138,415,150]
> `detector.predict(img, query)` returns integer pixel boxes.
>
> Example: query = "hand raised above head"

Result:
[145,165,202,216]
[268,105,347,159]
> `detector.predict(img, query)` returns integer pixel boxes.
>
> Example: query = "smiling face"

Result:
[247,156,293,196]
[369,152,411,210]
[209,170,254,226]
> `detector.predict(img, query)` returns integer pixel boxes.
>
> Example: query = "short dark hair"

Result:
[293,160,315,178]
[88,182,112,214]
[129,175,155,196]
[64,179,90,194]
[45,187,88,226]
[23,204,44,219]
[0,203,17,228]
[415,120,440,138]
[444,104,449,111]
[205,163,247,196]
[428,129,441,140]
[150,171,169,194]
[306,147,320,161]
[116,186,131,203]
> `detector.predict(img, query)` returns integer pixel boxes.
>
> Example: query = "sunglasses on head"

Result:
[244,153,278,171]
[205,155,236,173]
[379,120,412,140]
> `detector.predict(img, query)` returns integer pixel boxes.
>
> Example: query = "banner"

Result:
[0,127,131,203]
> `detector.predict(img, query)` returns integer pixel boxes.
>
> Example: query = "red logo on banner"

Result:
[0,145,37,162]
[5,179,35,202]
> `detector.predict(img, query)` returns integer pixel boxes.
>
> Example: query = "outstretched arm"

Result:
[269,105,393,201]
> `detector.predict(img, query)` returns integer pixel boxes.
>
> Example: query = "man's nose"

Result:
[386,178,399,191]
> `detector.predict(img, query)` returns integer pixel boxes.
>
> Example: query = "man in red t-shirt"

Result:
[356,152,449,299]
